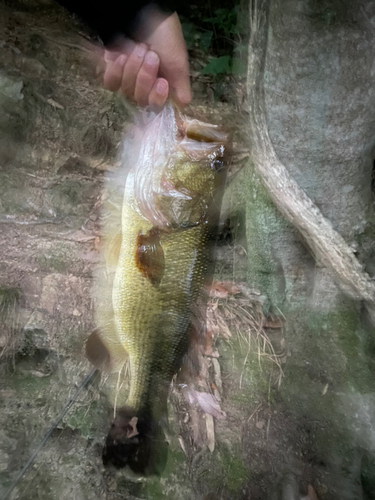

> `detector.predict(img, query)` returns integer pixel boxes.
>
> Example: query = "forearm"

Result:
[56,0,172,45]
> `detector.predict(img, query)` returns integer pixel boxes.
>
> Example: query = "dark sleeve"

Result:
[57,0,172,45]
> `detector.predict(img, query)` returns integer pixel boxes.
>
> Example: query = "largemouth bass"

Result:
[87,104,229,474]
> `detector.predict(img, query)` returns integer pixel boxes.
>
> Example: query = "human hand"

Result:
[93,12,191,109]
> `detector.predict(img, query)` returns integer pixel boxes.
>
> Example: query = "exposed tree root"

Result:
[247,0,375,324]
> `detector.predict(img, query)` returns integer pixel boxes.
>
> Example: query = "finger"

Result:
[103,54,128,91]
[134,51,160,107]
[166,57,191,107]
[104,49,121,63]
[146,13,192,108]
[120,43,147,98]
[148,78,169,110]
[104,37,135,61]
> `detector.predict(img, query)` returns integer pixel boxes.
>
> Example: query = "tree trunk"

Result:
[246,0,375,497]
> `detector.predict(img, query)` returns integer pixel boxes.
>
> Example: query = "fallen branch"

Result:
[247,0,375,323]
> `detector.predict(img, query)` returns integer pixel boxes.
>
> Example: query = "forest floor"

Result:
[0,2,350,500]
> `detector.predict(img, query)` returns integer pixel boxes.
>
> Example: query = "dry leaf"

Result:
[80,250,99,263]
[188,390,226,420]
[301,485,320,500]
[178,436,188,456]
[94,236,101,250]
[204,327,214,355]
[209,281,241,298]
[206,414,215,452]
[262,318,284,329]
[212,358,223,394]
[307,485,320,500]
[47,97,64,110]
[66,230,97,242]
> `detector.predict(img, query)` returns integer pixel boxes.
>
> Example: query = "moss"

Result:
[287,304,374,393]
[219,337,276,411]
[141,446,189,499]
[6,369,51,395]
[201,445,248,496]
[0,472,12,491]
[280,364,339,418]
[245,163,290,310]
[219,451,248,492]
[64,401,104,439]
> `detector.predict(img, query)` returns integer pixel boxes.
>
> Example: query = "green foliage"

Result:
[201,55,247,76]
[201,55,232,76]
[200,30,213,51]
[204,7,239,35]
[180,3,247,79]
[181,21,196,50]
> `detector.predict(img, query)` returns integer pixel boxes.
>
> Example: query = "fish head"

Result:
[132,105,229,229]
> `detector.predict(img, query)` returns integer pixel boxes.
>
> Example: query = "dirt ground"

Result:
[0,1,373,500]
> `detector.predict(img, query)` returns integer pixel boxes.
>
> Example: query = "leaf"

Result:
[181,21,197,49]
[307,485,320,500]
[47,98,64,110]
[233,43,248,54]
[262,318,284,329]
[178,436,188,456]
[201,56,232,76]
[205,414,215,452]
[203,8,238,34]
[80,250,99,263]
[301,485,320,500]
[204,326,214,355]
[209,280,241,298]
[212,358,223,394]
[188,390,226,420]
[66,230,97,242]
[199,31,213,51]
[231,57,247,76]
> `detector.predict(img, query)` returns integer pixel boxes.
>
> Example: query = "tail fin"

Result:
[102,407,168,475]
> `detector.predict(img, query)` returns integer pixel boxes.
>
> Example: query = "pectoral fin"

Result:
[136,227,165,286]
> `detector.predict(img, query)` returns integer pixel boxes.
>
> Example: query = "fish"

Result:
[86,104,229,474]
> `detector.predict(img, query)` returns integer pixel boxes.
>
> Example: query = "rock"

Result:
[0,72,23,101]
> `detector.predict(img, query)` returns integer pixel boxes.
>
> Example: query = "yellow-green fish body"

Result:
[88,105,228,472]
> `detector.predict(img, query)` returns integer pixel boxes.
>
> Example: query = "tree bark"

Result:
[247,0,375,321]
[245,0,375,496]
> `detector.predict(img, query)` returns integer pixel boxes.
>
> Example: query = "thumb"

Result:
[165,54,192,107]
[146,13,192,108]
